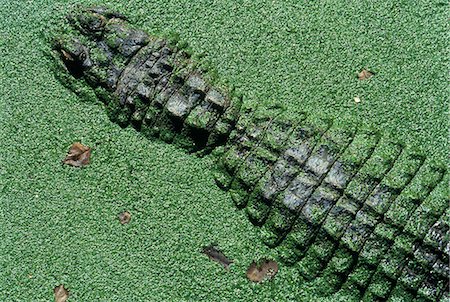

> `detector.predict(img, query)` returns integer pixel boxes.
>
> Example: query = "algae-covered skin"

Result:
[53,7,449,301]
[53,7,241,153]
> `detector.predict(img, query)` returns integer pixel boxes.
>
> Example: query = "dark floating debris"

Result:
[246,259,279,283]
[201,244,233,269]
[54,284,69,302]
[357,69,374,80]
[118,211,131,224]
[62,142,91,167]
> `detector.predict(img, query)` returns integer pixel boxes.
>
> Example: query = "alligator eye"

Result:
[60,49,73,61]
[58,49,84,79]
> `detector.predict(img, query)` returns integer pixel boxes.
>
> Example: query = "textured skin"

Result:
[52,7,449,301]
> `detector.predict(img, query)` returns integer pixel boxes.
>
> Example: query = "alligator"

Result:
[51,7,449,301]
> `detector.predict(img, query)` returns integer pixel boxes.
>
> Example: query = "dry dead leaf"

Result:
[118,211,131,224]
[201,244,233,269]
[54,285,69,302]
[246,259,279,282]
[262,259,279,279]
[63,142,91,167]
[358,69,374,80]
[246,261,265,282]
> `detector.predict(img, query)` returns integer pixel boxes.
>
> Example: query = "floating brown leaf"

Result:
[54,284,69,302]
[63,142,91,167]
[358,69,374,80]
[246,261,265,282]
[262,259,279,279]
[201,244,233,269]
[246,259,279,282]
[118,211,131,224]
